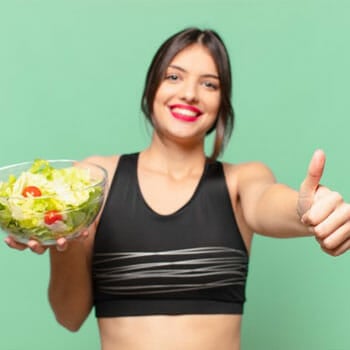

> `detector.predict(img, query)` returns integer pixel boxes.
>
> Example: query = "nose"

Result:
[180,79,198,103]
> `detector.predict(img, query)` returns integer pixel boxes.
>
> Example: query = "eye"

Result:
[165,73,179,81]
[202,80,219,90]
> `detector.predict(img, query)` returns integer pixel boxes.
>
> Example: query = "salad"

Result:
[0,159,105,244]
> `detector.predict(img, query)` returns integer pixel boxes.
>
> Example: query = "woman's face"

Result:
[152,44,221,143]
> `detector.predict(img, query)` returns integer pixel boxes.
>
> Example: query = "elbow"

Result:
[49,298,90,332]
[55,314,85,332]
[48,294,92,332]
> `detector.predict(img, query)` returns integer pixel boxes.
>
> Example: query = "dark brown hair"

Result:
[141,27,234,160]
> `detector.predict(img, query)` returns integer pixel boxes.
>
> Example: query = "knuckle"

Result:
[322,239,335,251]
[302,211,312,224]
[331,191,343,203]
[313,226,326,239]
[342,203,350,216]
[305,215,317,226]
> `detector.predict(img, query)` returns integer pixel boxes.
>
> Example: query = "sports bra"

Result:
[92,153,249,317]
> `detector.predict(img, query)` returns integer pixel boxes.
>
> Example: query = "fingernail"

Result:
[28,241,37,250]
[56,245,65,252]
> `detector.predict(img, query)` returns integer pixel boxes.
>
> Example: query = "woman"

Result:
[5,28,350,350]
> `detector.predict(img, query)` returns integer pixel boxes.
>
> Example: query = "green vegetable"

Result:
[0,159,104,243]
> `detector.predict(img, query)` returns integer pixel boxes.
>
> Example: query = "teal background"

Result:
[1,0,350,349]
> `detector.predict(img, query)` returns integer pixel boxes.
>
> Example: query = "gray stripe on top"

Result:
[93,246,248,295]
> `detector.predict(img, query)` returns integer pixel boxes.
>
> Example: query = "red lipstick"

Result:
[169,104,203,122]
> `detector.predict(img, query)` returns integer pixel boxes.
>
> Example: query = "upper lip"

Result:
[169,104,203,115]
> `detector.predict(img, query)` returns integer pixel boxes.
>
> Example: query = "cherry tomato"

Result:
[44,210,63,225]
[22,186,42,197]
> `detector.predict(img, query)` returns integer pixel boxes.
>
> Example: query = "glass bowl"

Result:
[0,159,107,245]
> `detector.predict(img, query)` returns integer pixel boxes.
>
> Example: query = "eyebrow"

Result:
[168,64,219,80]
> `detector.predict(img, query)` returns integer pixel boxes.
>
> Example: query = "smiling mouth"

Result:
[169,104,203,122]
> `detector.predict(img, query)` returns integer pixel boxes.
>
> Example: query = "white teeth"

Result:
[172,108,198,117]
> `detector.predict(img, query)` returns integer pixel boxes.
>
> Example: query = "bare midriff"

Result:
[97,314,242,350]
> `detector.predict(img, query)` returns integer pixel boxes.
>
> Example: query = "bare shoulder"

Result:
[83,154,120,172]
[81,155,120,187]
[222,160,276,192]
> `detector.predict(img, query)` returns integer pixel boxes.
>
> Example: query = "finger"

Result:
[312,202,350,239]
[300,149,326,196]
[333,238,350,256]
[77,230,89,242]
[27,240,47,255]
[56,237,68,252]
[320,237,350,257]
[320,220,350,250]
[4,236,28,251]
[302,190,343,227]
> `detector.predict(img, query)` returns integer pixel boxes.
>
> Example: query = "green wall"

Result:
[1,0,350,349]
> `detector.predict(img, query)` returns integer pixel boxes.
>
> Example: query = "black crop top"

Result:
[92,153,249,317]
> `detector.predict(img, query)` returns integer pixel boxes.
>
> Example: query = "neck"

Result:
[140,133,207,178]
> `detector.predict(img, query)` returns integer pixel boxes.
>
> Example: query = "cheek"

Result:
[152,91,168,121]
[152,90,163,113]
[154,83,175,101]
[208,95,221,115]
[153,85,178,112]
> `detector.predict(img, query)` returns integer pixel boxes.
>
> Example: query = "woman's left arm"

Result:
[238,149,350,256]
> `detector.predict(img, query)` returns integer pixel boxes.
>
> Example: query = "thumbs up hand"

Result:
[298,150,350,256]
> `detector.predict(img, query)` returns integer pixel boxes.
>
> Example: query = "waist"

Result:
[98,313,241,350]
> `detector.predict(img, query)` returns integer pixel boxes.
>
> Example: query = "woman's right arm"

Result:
[5,231,95,332]
[48,230,95,332]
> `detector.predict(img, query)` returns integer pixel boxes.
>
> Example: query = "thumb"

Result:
[298,149,326,219]
[300,149,326,196]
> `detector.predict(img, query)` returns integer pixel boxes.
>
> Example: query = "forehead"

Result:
[168,44,218,75]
